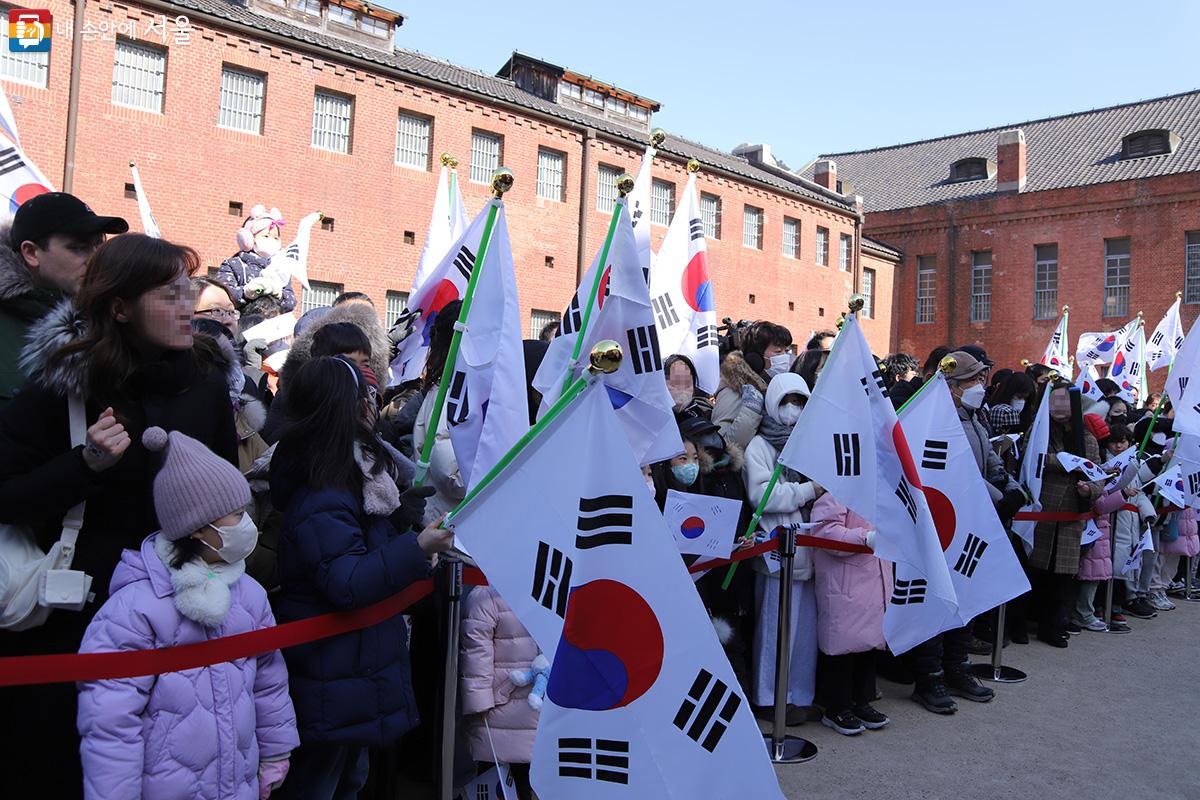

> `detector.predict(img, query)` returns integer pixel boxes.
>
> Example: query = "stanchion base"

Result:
[1182,595,1200,602]
[968,662,1027,684]
[762,734,818,764]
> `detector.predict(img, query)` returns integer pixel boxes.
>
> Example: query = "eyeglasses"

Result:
[195,308,240,321]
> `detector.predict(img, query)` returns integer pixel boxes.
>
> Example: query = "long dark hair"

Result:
[992,371,1038,432]
[46,234,200,401]
[423,299,462,393]
[277,356,396,492]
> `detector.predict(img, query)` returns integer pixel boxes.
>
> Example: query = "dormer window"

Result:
[328,4,356,26]
[950,157,995,183]
[359,15,388,36]
[1122,129,1176,159]
[293,0,320,15]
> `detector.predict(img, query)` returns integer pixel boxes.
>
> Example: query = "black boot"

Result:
[911,671,957,715]
[945,667,995,702]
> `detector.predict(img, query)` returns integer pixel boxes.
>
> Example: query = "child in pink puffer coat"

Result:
[77,428,298,800]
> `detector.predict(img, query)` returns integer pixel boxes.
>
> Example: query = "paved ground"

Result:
[772,602,1200,799]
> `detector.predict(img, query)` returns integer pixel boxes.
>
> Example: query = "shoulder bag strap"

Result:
[57,393,89,565]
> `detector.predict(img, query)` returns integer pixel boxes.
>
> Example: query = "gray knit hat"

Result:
[142,426,251,541]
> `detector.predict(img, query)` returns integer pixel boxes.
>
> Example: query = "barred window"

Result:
[839,234,852,272]
[1186,233,1200,305]
[385,290,409,327]
[862,268,876,318]
[0,9,48,87]
[970,250,992,323]
[536,148,565,201]
[470,130,501,184]
[815,226,829,266]
[782,218,799,258]
[651,179,674,226]
[1104,238,1130,317]
[218,66,265,134]
[395,111,431,170]
[530,309,560,339]
[302,280,343,315]
[916,256,936,324]
[742,206,763,249]
[700,192,721,239]
[597,164,620,213]
[1034,244,1058,319]
[112,39,166,113]
[311,90,352,153]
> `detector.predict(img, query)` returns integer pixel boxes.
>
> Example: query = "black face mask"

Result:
[1108,414,1127,429]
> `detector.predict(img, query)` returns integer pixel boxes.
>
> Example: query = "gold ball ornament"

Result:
[589,340,623,374]
[650,128,667,147]
[687,159,701,173]
[938,355,958,375]
[491,168,514,198]
[616,173,636,197]
[440,153,458,168]
[848,294,866,313]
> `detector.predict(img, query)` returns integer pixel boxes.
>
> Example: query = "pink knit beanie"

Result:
[142,427,252,541]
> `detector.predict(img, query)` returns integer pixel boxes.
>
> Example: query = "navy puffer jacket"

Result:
[270,465,429,746]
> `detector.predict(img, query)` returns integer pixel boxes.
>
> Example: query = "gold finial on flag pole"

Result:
[687,159,701,174]
[848,294,866,314]
[440,153,458,168]
[1021,359,1032,368]
[939,355,958,376]
[1062,304,1069,313]
[650,128,666,147]
[490,168,514,198]
[616,173,635,198]
[589,340,622,374]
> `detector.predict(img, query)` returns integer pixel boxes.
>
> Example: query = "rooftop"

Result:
[802,89,1200,213]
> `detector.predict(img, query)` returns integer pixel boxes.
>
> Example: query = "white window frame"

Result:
[651,179,674,226]
[862,267,876,318]
[1034,244,1058,319]
[470,129,502,184]
[1103,238,1131,318]
[839,233,852,271]
[815,226,829,266]
[311,89,352,154]
[328,4,356,25]
[536,148,565,201]
[302,280,343,315]
[596,164,620,213]
[395,110,431,170]
[385,290,409,327]
[530,309,560,339]
[970,250,992,323]
[359,15,389,36]
[112,39,166,113]
[217,65,265,134]
[742,205,763,249]
[700,192,721,239]
[916,255,936,324]
[782,217,799,259]
[1186,233,1200,305]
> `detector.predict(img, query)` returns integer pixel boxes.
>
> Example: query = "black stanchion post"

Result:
[763,527,817,763]
[1103,512,1126,632]
[436,557,464,800]
[1185,554,1200,602]
[969,603,1027,683]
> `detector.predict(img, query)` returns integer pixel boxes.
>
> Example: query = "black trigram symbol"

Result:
[1180,376,1190,395]
[532,541,572,618]
[1175,334,1186,350]
[652,293,680,329]
[1151,330,1165,346]
[834,433,861,477]
[1189,472,1200,498]
[576,494,633,549]
[631,201,644,229]
[1130,360,1141,377]
[895,477,918,524]
[0,147,26,177]
[697,325,719,349]
[1034,452,1048,480]
[475,783,489,800]
[282,243,300,261]
[558,738,629,785]
[561,294,583,336]
[921,440,949,470]
[446,370,469,426]
[891,578,928,605]
[953,533,988,578]
[452,244,477,282]
[1123,336,1137,353]
[688,217,704,241]
[673,668,742,753]
[860,369,888,397]
[627,325,663,374]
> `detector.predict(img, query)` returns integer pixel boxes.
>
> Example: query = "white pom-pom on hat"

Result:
[142,426,169,453]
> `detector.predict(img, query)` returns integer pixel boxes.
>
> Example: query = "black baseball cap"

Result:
[10,192,128,250]
[955,343,994,367]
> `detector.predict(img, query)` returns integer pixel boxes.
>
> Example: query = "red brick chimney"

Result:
[997,129,1026,192]
[813,159,837,190]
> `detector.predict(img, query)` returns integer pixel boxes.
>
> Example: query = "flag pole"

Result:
[560,175,634,396]
[415,168,513,488]
[447,340,624,524]
[441,152,459,227]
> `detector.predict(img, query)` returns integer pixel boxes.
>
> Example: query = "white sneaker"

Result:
[1149,591,1176,611]
[1082,619,1107,632]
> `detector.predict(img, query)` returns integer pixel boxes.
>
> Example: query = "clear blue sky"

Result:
[382,0,1199,165]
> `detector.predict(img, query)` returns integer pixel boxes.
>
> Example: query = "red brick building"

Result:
[1,0,896,353]
[804,91,1200,374]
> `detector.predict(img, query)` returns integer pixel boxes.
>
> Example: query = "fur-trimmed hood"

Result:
[697,441,745,476]
[18,298,89,395]
[0,218,37,302]
[279,302,391,388]
[719,350,767,395]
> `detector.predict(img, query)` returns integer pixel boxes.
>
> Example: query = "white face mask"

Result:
[253,236,281,259]
[645,476,657,495]
[202,512,259,564]
[1011,399,1025,413]
[765,353,792,378]
[777,404,803,426]
[960,384,986,410]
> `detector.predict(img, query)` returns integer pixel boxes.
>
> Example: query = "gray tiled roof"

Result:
[164,0,853,212]
[862,235,901,258]
[802,90,1200,213]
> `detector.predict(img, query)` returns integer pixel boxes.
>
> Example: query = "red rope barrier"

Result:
[1013,504,1138,522]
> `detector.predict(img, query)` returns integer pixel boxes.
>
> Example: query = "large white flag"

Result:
[450,383,784,799]
[1012,384,1053,546]
[1146,297,1184,372]
[128,162,161,239]
[899,375,1031,626]
[1040,309,1072,379]
[1110,323,1146,404]
[262,211,319,292]
[444,201,528,489]
[533,200,683,465]
[1076,316,1139,366]
[779,315,957,654]
[1167,314,1200,427]
[628,145,656,281]
[0,86,52,214]
[1075,362,1103,402]
[650,173,719,394]
[390,168,470,385]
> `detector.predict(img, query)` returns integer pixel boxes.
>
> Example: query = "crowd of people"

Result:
[0,192,1196,799]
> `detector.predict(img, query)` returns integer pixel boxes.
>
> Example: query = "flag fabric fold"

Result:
[1075,317,1139,367]
[1110,322,1146,404]
[1012,378,1053,546]
[1040,309,1072,379]
[1168,315,1200,435]
[628,145,656,282]
[1146,297,1184,372]
[129,162,161,239]
[0,86,52,214]
[262,211,319,292]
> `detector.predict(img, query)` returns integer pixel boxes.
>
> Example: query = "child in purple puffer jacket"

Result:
[77,428,299,800]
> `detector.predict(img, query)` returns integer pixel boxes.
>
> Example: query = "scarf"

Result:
[757,414,806,484]
[154,535,245,628]
[355,441,401,516]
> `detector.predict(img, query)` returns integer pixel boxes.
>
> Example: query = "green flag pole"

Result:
[415,169,513,487]
[445,154,459,226]
[560,176,634,397]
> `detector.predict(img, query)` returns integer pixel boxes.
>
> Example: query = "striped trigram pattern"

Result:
[558,738,630,784]
[576,494,633,549]
[672,668,741,752]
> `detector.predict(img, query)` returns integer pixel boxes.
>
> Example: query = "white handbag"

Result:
[0,394,94,631]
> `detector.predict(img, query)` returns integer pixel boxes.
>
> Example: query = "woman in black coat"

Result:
[0,234,239,797]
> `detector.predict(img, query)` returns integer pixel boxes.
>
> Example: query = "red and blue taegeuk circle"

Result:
[680,252,713,312]
[680,516,705,540]
[418,279,460,345]
[546,579,664,711]
[1096,334,1118,353]
[9,183,49,214]
[1111,351,1127,377]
